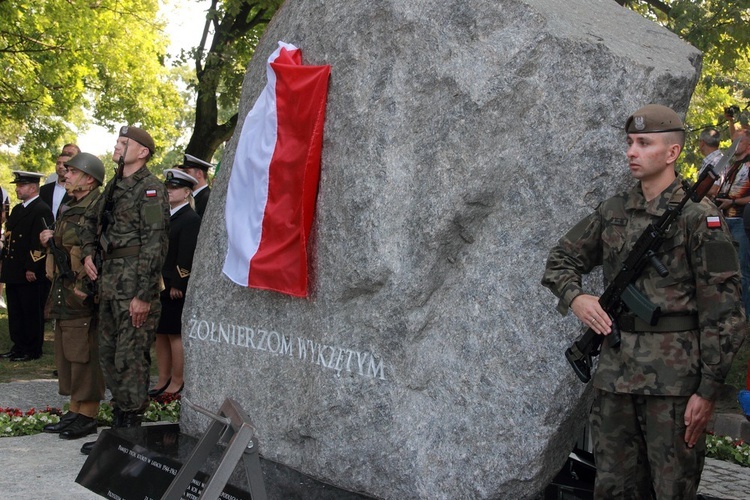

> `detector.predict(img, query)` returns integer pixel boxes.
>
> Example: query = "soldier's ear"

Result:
[666,143,681,164]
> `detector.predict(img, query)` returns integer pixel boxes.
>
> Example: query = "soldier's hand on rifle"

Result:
[83,255,98,281]
[571,294,612,335]
[715,198,733,210]
[39,229,53,247]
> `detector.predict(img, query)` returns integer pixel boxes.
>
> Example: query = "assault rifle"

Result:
[43,218,75,281]
[90,140,128,296]
[565,164,719,383]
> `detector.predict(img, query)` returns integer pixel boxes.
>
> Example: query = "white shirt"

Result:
[22,194,40,208]
[51,182,67,219]
[170,202,189,217]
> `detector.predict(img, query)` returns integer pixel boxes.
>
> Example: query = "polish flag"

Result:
[223,41,331,297]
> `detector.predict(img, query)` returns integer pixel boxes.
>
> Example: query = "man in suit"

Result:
[40,144,78,220]
[0,171,54,361]
[178,153,213,217]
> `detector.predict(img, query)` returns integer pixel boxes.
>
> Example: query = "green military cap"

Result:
[10,170,45,184]
[119,125,155,155]
[65,152,106,184]
[625,104,684,134]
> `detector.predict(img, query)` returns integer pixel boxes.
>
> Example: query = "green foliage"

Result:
[0,0,183,170]
[181,0,283,162]
[95,399,181,426]
[618,1,750,177]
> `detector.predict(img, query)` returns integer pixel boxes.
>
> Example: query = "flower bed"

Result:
[1,398,181,437]
[706,432,750,467]
[0,406,62,436]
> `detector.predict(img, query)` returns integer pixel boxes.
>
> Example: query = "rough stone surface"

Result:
[181,0,701,498]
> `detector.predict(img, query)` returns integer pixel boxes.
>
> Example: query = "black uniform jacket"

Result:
[162,204,201,293]
[193,186,210,218]
[1,197,54,284]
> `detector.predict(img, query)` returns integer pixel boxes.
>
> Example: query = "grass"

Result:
[0,308,57,383]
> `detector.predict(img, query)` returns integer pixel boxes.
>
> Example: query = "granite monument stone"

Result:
[181,0,701,497]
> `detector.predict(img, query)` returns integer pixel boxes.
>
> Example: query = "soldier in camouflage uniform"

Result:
[542,104,746,499]
[79,126,169,455]
[39,153,106,440]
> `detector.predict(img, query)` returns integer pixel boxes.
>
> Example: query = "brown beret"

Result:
[625,104,684,134]
[119,125,155,154]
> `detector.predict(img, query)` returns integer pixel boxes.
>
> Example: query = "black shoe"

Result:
[52,370,58,377]
[9,354,33,362]
[81,440,97,455]
[43,411,79,433]
[148,377,171,397]
[0,350,17,359]
[60,415,97,440]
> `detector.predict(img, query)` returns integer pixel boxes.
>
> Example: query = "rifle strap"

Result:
[617,313,698,333]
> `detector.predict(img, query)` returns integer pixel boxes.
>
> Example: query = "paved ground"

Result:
[2,379,750,499]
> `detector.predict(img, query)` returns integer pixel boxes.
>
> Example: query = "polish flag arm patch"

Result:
[706,216,722,229]
[145,189,158,197]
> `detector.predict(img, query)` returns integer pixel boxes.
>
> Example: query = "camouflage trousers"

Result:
[98,297,160,412]
[590,389,705,499]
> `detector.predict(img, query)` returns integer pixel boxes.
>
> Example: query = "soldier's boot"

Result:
[120,411,143,428]
[110,407,125,428]
[81,406,113,455]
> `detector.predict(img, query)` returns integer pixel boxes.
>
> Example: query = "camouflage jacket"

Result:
[44,189,100,319]
[542,179,746,400]
[80,166,169,302]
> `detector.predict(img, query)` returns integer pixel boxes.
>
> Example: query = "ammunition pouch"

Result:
[617,312,698,333]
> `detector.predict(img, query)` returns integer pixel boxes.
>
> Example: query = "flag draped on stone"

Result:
[223,41,331,297]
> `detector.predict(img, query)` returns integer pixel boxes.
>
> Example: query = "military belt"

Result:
[617,313,699,333]
[103,245,141,260]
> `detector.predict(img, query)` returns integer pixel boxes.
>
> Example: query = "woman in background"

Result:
[150,168,201,398]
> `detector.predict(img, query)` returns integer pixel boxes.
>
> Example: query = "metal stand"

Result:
[161,397,267,500]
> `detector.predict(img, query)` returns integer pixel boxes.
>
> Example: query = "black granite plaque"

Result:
[76,424,251,500]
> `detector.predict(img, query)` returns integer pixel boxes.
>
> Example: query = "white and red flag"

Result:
[223,41,331,297]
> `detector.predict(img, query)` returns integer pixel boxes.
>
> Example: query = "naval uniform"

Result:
[157,203,200,334]
[1,196,54,358]
[192,185,210,218]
